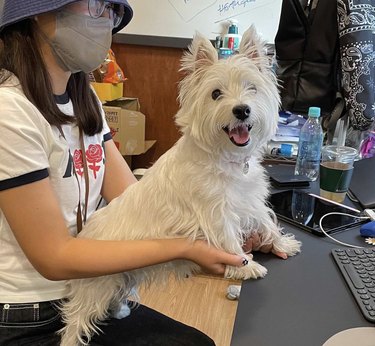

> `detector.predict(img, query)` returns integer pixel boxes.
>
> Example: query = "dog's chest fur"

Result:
[82,134,268,256]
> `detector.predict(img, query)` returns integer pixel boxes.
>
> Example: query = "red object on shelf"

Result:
[227,37,234,50]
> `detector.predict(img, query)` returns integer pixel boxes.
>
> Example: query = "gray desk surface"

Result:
[231,224,374,346]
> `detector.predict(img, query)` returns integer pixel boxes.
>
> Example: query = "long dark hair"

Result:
[0,18,103,136]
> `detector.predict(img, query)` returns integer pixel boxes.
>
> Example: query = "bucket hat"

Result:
[0,0,133,34]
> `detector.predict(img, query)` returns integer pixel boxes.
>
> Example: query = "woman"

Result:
[0,1,247,344]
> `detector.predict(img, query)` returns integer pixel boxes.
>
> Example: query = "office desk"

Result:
[231,224,374,346]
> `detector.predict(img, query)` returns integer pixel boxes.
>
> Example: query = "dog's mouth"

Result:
[223,124,252,146]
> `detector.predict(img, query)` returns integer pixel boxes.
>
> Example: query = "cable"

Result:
[319,212,370,249]
[364,209,375,221]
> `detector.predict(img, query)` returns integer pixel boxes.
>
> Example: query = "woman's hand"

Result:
[243,233,287,259]
[183,240,247,275]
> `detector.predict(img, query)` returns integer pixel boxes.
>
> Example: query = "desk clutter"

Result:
[89,49,156,168]
[267,110,304,159]
[265,162,375,244]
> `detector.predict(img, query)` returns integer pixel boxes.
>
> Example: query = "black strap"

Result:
[306,0,319,24]
[323,92,345,145]
[79,127,89,226]
[57,126,89,233]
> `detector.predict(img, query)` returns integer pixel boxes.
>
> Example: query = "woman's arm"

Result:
[100,139,137,203]
[0,178,244,281]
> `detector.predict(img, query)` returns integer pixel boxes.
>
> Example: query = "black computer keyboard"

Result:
[332,248,375,323]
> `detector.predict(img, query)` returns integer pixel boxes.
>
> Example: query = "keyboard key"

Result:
[360,294,371,300]
[344,265,365,289]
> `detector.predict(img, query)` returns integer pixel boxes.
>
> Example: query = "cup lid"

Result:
[322,145,358,162]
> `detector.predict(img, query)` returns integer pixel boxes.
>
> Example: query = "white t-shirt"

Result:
[0,75,111,303]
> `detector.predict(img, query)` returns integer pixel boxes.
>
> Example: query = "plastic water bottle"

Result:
[294,107,323,181]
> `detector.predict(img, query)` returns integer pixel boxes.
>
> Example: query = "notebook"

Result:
[349,156,375,209]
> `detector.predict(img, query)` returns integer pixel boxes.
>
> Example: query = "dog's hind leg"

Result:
[59,274,125,346]
[272,231,302,256]
[258,209,302,257]
[263,213,301,256]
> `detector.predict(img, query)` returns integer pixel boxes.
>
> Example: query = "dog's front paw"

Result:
[273,233,302,256]
[225,258,267,280]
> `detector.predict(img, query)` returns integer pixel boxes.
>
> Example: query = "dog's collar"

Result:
[229,157,251,175]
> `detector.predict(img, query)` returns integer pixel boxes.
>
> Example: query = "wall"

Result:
[111,43,184,169]
[122,0,283,45]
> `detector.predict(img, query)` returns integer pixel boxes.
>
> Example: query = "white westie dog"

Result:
[59,26,301,345]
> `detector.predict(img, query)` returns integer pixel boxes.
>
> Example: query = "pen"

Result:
[308,193,361,213]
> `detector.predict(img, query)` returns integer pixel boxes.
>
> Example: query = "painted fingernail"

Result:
[242,258,249,266]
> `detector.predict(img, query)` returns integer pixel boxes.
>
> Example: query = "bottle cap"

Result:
[308,107,321,118]
[228,20,238,34]
[228,25,238,34]
[280,143,293,157]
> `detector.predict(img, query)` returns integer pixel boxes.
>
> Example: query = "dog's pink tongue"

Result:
[229,125,250,144]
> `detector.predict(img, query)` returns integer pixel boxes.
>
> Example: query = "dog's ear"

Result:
[239,25,268,67]
[180,32,218,73]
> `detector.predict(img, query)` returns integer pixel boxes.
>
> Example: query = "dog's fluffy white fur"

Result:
[59,26,301,345]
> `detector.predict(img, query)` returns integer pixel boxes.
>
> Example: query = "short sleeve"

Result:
[102,112,112,142]
[0,88,51,189]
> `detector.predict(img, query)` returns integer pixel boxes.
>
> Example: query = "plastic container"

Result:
[223,20,241,51]
[215,35,223,50]
[270,143,294,157]
[294,107,323,181]
[218,47,234,60]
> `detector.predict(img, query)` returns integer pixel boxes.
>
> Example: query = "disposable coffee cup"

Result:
[319,145,358,203]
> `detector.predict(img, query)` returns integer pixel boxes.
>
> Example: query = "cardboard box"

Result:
[91,82,123,102]
[103,97,156,155]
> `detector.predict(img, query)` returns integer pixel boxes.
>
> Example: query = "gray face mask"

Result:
[49,10,113,73]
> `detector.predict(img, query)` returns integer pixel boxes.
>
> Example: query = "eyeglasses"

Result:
[87,0,124,28]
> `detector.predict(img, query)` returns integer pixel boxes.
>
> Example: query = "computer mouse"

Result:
[360,220,375,237]
[323,327,375,346]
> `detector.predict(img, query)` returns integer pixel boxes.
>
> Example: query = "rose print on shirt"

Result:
[73,149,84,177]
[86,144,103,179]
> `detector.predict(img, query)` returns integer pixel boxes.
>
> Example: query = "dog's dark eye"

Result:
[212,89,222,100]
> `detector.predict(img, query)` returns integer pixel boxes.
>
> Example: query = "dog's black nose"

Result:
[232,105,251,121]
